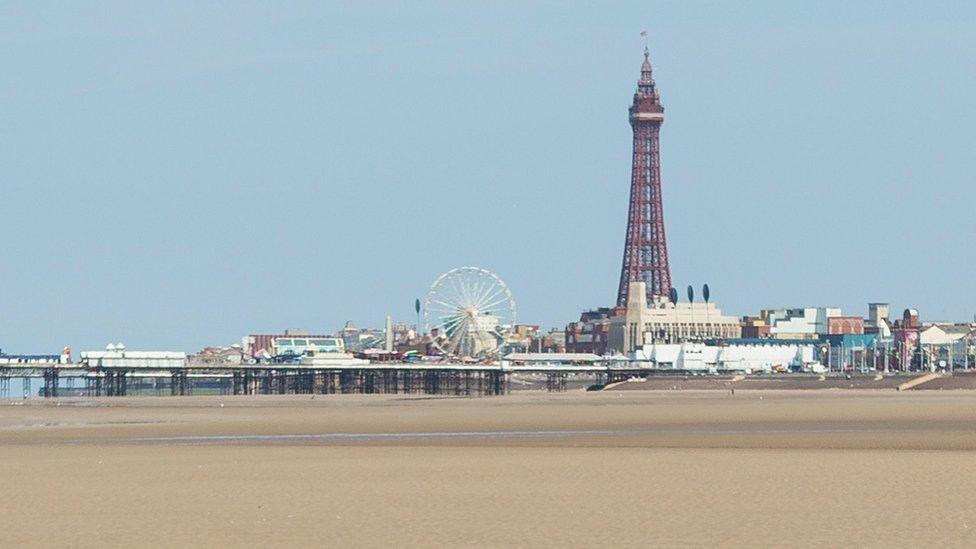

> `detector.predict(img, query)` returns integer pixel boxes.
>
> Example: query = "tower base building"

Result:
[609,282,741,354]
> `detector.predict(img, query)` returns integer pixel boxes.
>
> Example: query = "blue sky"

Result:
[1,1,974,354]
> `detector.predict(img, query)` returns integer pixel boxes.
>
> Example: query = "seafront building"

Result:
[565,308,615,355]
[608,281,741,354]
[754,307,866,340]
[633,341,817,373]
[244,330,337,359]
[867,302,893,337]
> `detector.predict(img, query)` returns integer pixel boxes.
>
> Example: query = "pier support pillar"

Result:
[43,368,59,398]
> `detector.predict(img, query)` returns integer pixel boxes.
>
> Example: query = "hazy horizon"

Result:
[2,2,974,353]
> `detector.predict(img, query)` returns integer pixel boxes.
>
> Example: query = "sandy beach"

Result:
[2,390,975,547]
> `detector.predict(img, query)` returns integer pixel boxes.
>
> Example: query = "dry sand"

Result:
[2,391,976,547]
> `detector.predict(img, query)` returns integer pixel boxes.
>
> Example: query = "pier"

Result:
[0,362,617,398]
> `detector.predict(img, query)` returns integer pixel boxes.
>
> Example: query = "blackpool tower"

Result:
[616,47,671,307]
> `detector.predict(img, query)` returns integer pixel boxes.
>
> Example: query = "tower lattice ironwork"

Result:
[616,47,671,307]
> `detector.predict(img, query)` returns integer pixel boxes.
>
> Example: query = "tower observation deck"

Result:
[616,47,671,307]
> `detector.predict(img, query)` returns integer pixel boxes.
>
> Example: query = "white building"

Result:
[918,324,974,370]
[763,307,842,339]
[919,324,973,346]
[633,342,817,373]
[867,303,892,337]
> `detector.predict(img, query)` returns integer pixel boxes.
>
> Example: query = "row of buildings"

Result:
[564,281,974,372]
[3,296,971,375]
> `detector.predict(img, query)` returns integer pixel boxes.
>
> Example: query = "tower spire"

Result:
[638,47,657,95]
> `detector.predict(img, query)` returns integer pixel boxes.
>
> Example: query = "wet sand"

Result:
[2,391,976,547]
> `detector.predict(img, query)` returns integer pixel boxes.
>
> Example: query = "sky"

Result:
[1,1,974,354]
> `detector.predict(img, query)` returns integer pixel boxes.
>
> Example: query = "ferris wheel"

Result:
[423,267,517,359]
